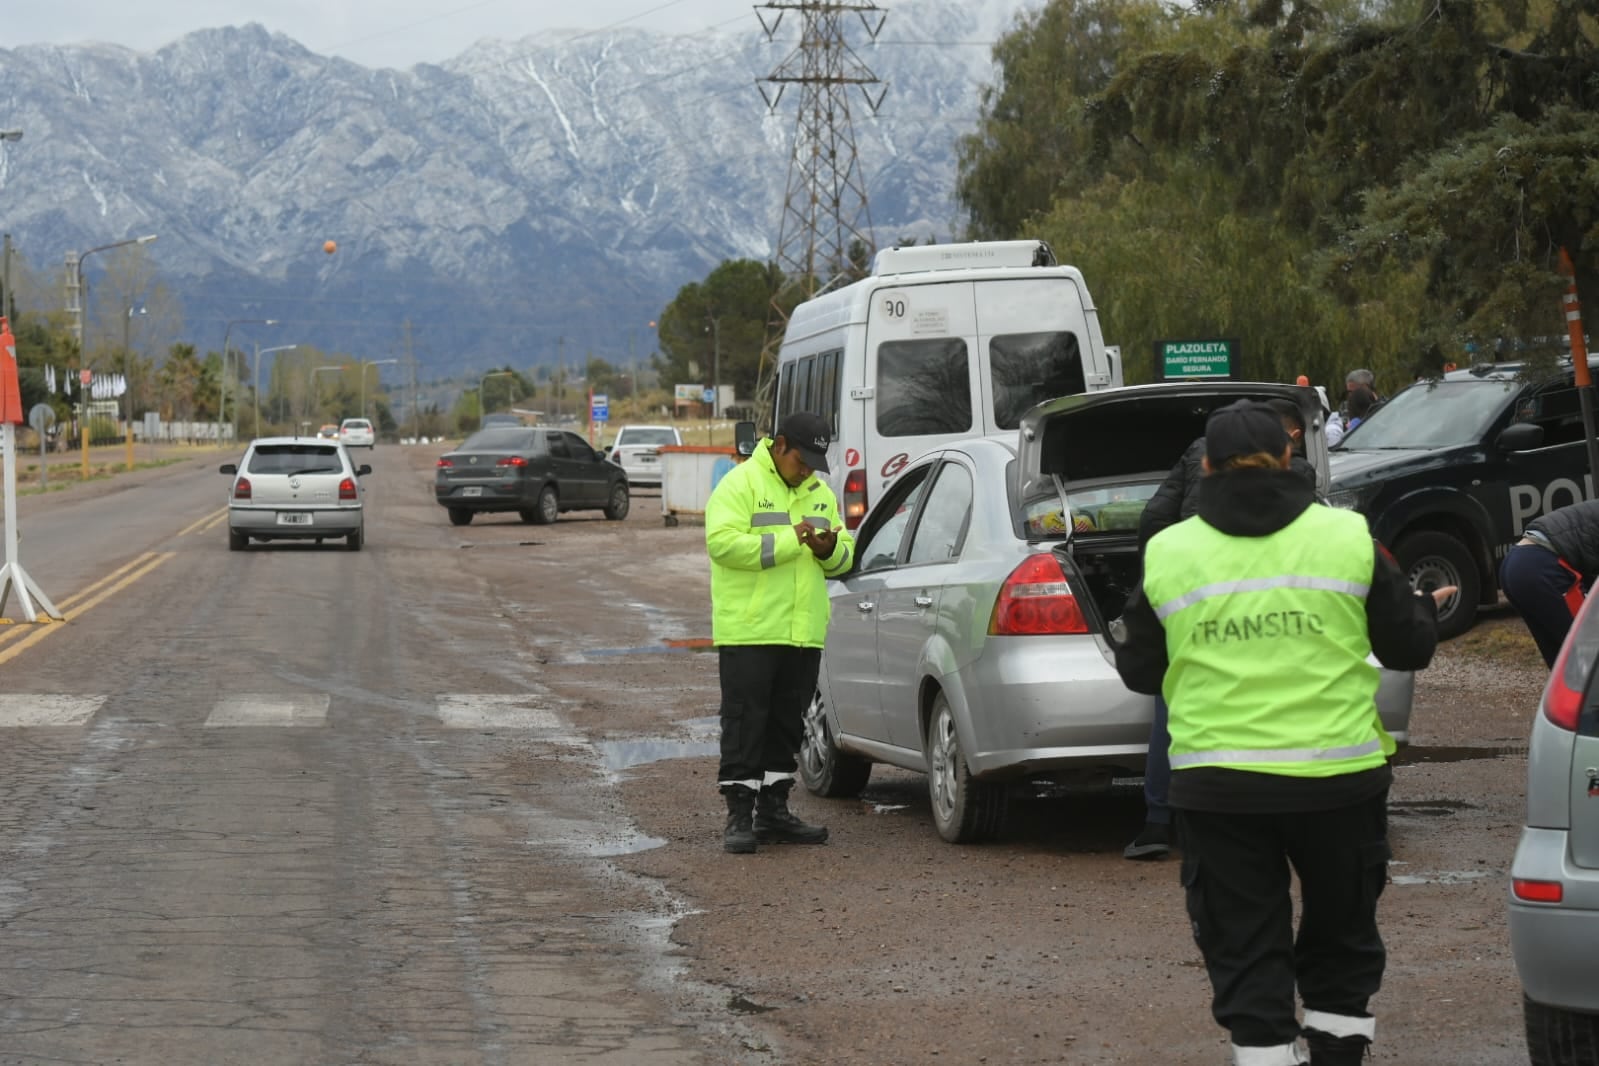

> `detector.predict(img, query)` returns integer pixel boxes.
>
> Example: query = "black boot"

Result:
[1304,1031,1370,1066]
[722,787,757,854]
[754,780,828,844]
[1122,820,1172,860]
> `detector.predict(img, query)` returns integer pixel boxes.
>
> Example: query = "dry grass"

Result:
[1444,610,1541,666]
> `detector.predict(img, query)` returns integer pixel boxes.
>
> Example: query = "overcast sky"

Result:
[16,0,765,69]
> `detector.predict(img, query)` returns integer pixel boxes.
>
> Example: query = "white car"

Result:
[606,424,681,488]
[219,436,371,551]
[339,417,376,449]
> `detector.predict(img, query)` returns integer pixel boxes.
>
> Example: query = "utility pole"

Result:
[556,336,566,421]
[1,234,12,320]
[401,319,419,442]
[753,0,886,429]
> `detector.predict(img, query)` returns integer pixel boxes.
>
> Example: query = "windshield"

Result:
[617,428,678,447]
[1339,379,1521,450]
[1023,481,1161,540]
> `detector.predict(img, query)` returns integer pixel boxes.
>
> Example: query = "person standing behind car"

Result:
[1500,499,1599,667]
[1114,401,1452,1066]
[1122,400,1318,861]
[705,412,855,854]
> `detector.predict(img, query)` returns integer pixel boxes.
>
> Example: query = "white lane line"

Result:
[205,694,331,728]
[435,695,583,741]
[0,695,106,727]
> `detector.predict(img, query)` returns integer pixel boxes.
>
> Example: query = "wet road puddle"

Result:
[573,830,670,857]
[596,716,720,773]
[584,638,717,658]
[1389,869,1493,886]
[1395,744,1526,764]
[1390,798,1479,817]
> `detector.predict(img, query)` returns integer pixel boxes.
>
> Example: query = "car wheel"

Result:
[347,525,363,551]
[1395,530,1480,640]
[925,691,1007,844]
[533,485,559,525]
[1524,995,1599,1066]
[447,508,473,527]
[228,528,247,552]
[798,689,871,798]
[604,483,630,521]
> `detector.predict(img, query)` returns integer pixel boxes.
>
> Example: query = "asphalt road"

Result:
[0,445,1548,1064]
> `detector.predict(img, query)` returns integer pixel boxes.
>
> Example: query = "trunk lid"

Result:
[1016,381,1329,533]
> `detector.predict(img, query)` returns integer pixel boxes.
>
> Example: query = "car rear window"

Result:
[342,420,372,430]
[247,444,344,475]
[460,429,538,452]
[618,428,678,447]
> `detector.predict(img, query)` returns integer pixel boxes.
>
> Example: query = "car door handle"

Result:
[914,595,934,609]
[856,600,876,613]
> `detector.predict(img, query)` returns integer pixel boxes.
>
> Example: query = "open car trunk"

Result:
[1017,382,1330,635]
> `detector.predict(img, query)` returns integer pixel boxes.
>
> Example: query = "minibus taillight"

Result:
[989,554,1089,636]
[843,469,868,530]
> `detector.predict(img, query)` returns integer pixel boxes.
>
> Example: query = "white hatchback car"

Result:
[339,417,376,449]
[219,437,371,551]
[606,424,681,488]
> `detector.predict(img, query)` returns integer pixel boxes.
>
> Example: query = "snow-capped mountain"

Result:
[0,0,1032,373]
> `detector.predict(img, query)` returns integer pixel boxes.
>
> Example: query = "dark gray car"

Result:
[435,427,629,526]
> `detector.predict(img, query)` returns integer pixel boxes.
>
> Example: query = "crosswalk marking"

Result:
[205,694,330,728]
[0,695,105,727]
[434,694,580,739]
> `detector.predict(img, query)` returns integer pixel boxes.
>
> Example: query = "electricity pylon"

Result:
[753,1,887,428]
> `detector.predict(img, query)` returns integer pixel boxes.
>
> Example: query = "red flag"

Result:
[0,316,21,425]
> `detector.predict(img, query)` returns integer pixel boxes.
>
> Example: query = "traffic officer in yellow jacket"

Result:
[1113,401,1454,1066]
[706,411,855,854]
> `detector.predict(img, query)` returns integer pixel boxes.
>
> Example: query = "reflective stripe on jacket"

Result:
[706,438,854,647]
[1141,503,1390,778]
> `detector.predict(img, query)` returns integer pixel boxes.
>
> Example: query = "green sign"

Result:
[1156,338,1238,380]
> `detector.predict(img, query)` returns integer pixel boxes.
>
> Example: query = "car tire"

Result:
[447,508,473,527]
[798,689,871,798]
[1524,995,1599,1066]
[533,485,559,525]
[604,483,630,521]
[1395,530,1480,640]
[228,528,247,552]
[925,691,1007,844]
[347,525,363,551]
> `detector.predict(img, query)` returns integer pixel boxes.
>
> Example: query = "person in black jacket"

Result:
[1123,400,1317,860]
[1500,500,1599,666]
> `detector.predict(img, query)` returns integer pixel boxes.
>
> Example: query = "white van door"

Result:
[860,282,980,507]
[974,276,1107,436]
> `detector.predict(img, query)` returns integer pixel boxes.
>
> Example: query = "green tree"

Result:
[655,259,787,408]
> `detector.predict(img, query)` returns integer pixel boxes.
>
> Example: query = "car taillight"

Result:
[989,553,1088,636]
[1512,878,1564,904]
[496,455,528,467]
[1542,598,1599,730]
[339,478,358,500]
[233,477,252,501]
[842,469,868,530]
[436,458,453,468]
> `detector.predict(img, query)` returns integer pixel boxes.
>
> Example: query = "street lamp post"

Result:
[361,358,399,425]
[308,365,343,422]
[479,370,515,429]
[216,318,276,446]
[123,304,147,471]
[73,233,157,481]
[705,313,721,417]
[253,344,299,439]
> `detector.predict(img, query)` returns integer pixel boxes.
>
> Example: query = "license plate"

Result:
[277,512,312,526]
[639,455,657,463]
[461,486,483,497]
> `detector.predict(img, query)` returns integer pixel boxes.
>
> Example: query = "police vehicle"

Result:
[1328,357,1598,638]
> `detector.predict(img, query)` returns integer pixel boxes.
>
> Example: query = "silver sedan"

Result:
[799,382,1416,844]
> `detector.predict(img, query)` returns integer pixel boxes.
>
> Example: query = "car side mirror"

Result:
[219,463,237,475]
[356,464,372,476]
[735,420,757,457]
[601,445,612,456]
[1497,422,1545,452]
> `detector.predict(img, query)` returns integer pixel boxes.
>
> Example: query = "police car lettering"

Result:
[1510,477,1594,535]
[1194,611,1325,644]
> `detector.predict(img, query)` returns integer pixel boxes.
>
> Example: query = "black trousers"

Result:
[716,645,821,789]
[1176,790,1390,1047]
[1500,543,1585,667]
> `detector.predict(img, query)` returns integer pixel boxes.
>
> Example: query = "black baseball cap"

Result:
[776,411,831,474]
[1205,400,1289,467]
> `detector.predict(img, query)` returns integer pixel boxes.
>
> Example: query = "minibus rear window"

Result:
[991,331,1087,429]
[876,338,973,438]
